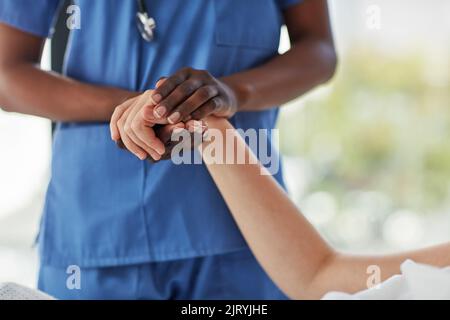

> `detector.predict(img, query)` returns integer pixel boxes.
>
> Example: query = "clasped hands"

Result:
[110,67,238,161]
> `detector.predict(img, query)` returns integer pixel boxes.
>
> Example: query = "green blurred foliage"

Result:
[278,47,450,213]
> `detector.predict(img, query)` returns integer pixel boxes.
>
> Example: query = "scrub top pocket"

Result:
[213,0,282,51]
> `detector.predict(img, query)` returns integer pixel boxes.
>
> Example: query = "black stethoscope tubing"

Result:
[136,0,156,42]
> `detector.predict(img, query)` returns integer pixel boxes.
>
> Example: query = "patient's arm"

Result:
[200,117,450,300]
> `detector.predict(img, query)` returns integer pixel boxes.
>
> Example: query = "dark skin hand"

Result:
[151,69,239,123]
[112,0,337,160]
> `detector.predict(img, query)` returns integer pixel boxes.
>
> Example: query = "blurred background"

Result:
[1,0,449,287]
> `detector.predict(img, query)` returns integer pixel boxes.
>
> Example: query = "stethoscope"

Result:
[136,0,156,42]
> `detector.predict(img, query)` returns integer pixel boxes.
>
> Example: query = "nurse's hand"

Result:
[150,68,239,124]
[110,91,175,161]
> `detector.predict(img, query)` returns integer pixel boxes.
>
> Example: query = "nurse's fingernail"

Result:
[152,93,162,103]
[154,106,166,118]
[168,112,181,124]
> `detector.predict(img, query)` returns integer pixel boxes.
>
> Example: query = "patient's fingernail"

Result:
[156,146,165,155]
[168,112,181,124]
[152,93,162,103]
[137,153,147,160]
[154,106,166,118]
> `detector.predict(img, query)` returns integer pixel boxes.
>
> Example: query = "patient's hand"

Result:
[110,90,206,161]
[110,90,182,161]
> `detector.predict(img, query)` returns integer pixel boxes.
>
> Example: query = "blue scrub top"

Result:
[0,0,301,267]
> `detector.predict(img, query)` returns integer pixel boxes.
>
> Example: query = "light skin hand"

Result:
[110,90,168,161]
[110,78,209,161]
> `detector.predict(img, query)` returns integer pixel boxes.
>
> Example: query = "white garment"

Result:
[322,260,450,300]
[0,282,54,300]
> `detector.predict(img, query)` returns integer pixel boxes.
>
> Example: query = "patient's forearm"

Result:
[311,242,450,298]
[201,117,333,299]
[201,117,450,299]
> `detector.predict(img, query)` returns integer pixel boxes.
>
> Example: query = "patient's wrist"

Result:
[198,116,236,164]
[204,116,231,131]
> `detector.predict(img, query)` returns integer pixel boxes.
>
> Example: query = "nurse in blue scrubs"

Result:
[0,0,336,299]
